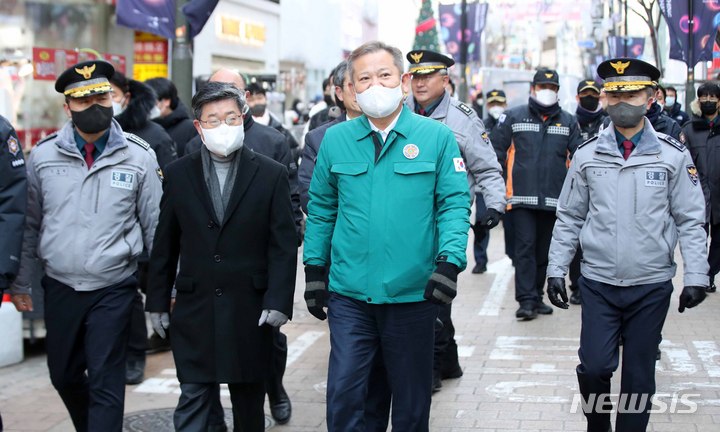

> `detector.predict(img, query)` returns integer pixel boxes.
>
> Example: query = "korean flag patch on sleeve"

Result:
[453,157,466,172]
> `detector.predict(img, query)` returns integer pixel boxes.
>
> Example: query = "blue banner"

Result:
[183,0,219,39]
[117,0,175,40]
[659,0,720,67]
[607,36,645,59]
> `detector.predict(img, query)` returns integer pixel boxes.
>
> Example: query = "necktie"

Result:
[419,108,427,116]
[84,142,95,168]
[622,140,633,160]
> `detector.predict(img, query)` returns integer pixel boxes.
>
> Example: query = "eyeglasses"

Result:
[199,114,242,129]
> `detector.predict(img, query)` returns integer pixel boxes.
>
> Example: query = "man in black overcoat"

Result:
[146,82,297,432]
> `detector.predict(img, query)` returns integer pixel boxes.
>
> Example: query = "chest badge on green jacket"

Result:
[403,143,419,159]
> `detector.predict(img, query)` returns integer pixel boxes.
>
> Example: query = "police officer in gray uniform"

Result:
[404,49,506,391]
[9,60,162,432]
[546,58,708,432]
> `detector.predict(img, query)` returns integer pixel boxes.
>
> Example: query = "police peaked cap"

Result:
[486,89,507,103]
[55,60,115,98]
[597,58,660,93]
[406,50,455,75]
[532,68,559,86]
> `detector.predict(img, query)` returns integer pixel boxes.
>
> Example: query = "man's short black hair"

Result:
[665,86,677,94]
[656,83,666,99]
[246,82,266,96]
[698,82,720,98]
[145,77,179,110]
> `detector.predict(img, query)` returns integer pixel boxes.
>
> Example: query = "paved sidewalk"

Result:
[2,225,720,431]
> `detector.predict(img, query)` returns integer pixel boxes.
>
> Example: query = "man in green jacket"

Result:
[303,41,470,431]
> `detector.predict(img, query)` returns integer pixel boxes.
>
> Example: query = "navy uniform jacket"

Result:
[0,115,27,290]
[299,114,345,214]
[492,101,582,211]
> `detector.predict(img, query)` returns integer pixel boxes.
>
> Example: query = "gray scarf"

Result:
[200,146,241,223]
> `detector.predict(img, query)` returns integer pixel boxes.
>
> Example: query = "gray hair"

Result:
[347,41,404,82]
[191,81,247,120]
[332,60,350,88]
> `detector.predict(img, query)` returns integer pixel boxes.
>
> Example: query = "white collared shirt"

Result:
[367,110,401,142]
[254,112,270,126]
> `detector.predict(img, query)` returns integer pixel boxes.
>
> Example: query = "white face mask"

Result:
[356,84,403,118]
[149,106,162,120]
[112,101,125,116]
[666,96,676,107]
[488,106,505,119]
[534,89,558,106]
[201,124,244,157]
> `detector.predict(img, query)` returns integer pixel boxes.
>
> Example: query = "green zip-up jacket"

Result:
[303,106,470,304]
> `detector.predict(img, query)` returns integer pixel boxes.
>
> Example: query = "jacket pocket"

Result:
[175,276,195,293]
[393,162,436,175]
[331,163,369,176]
[252,274,268,291]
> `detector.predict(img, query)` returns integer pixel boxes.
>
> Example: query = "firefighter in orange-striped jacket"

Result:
[491,68,582,321]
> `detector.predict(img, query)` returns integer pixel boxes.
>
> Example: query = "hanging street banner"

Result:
[439,2,489,63]
[659,0,720,67]
[117,0,175,40]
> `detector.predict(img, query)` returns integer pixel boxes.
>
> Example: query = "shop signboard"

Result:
[32,47,126,81]
[133,31,169,81]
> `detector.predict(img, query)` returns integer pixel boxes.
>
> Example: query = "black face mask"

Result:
[700,101,718,116]
[579,95,599,111]
[71,104,114,134]
[250,103,266,117]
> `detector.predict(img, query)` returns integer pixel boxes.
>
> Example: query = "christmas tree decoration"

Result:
[413,0,440,52]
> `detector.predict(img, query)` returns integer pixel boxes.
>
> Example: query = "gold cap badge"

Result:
[75,64,96,79]
[610,60,630,75]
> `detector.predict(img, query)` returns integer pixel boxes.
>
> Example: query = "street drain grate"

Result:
[123,408,275,431]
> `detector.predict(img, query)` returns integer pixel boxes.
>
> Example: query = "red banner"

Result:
[32,47,126,81]
[16,128,59,148]
[134,32,169,64]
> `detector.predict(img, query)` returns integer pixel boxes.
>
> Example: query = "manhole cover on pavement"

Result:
[123,408,275,431]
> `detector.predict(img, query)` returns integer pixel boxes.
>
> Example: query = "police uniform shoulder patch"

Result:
[35,132,58,147]
[687,164,699,186]
[657,133,685,152]
[124,132,151,151]
[577,135,599,149]
[456,101,473,117]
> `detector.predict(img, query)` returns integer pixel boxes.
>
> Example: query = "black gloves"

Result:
[547,277,569,309]
[476,208,502,230]
[678,286,706,313]
[304,265,329,320]
[424,262,459,305]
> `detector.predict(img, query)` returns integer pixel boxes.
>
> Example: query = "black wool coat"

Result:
[146,146,297,383]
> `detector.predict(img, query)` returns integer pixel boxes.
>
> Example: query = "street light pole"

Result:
[172,0,193,109]
[685,0,695,111]
[459,0,469,103]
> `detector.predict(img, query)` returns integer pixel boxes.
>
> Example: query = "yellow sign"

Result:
[217,15,266,46]
[133,64,168,82]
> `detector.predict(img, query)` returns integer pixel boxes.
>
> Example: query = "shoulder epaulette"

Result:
[455,101,474,117]
[124,132,151,151]
[657,132,685,152]
[35,132,58,146]
[578,135,599,149]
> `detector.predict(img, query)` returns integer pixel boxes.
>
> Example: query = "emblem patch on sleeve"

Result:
[7,136,20,156]
[687,165,698,186]
[453,157,466,172]
[156,167,164,182]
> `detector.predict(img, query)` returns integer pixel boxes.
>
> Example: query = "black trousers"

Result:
[43,275,136,432]
[577,277,672,432]
[175,382,265,432]
[512,208,556,304]
[473,193,490,267]
[503,211,515,263]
